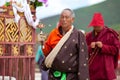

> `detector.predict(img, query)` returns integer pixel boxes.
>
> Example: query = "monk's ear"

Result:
[71,18,75,23]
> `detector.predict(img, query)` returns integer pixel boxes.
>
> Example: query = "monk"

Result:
[38,8,90,80]
[86,12,120,80]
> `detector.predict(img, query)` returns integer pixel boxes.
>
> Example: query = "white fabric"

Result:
[0,76,16,80]
[12,0,39,29]
[45,26,74,68]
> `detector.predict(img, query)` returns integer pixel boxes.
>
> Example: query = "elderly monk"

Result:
[86,12,120,80]
[38,8,90,80]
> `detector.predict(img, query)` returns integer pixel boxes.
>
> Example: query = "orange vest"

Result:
[42,28,63,56]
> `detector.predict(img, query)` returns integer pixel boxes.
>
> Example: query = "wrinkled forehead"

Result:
[60,10,72,17]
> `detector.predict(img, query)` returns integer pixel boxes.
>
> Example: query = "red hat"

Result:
[88,12,105,27]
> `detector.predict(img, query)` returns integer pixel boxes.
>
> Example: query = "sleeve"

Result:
[42,33,52,57]
[86,33,93,55]
[101,44,118,55]
[101,34,119,56]
[40,31,54,71]
[42,29,59,56]
[78,31,90,80]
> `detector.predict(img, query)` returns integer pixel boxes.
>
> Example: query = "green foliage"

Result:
[30,0,43,9]
[109,24,120,31]
[34,0,43,8]
[5,2,10,6]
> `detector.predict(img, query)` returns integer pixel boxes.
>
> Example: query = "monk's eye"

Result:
[60,16,71,19]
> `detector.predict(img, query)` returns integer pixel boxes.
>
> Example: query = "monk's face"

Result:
[59,10,74,31]
[93,26,103,32]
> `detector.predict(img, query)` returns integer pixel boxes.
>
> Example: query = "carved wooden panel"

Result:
[20,18,32,42]
[0,18,4,42]
[0,45,4,56]
[5,18,19,42]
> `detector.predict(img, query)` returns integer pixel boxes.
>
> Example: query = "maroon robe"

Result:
[86,26,119,80]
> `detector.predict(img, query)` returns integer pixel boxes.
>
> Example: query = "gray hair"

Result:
[62,8,75,18]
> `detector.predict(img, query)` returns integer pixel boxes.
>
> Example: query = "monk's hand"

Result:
[96,41,103,48]
[91,42,96,48]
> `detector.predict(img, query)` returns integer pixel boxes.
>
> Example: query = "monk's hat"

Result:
[88,12,105,27]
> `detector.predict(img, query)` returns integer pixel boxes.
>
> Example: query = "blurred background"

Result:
[0,0,120,79]
[36,0,120,33]
[1,0,119,33]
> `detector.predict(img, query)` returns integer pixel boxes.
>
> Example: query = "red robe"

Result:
[86,27,119,80]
